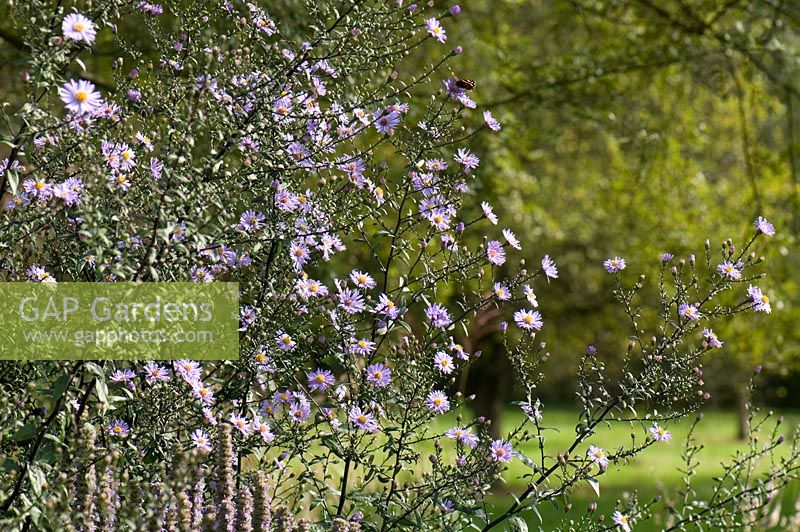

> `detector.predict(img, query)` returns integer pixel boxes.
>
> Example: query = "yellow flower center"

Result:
[315,375,325,383]
[358,415,367,424]
[74,90,88,103]
[73,23,85,32]
[762,295,769,303]
[34,181,45,190]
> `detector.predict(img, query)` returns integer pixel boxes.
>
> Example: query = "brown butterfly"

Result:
[455,78,476,91]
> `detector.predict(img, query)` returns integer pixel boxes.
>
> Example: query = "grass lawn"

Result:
[479,407,800,530]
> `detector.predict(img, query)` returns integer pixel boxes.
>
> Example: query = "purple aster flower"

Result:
[661,252,674,263]
[523,285,538,307]
[237,210,265,233]
[296,278,329,298]
[754,216,775,236]
[110,369,136,383]
[52,177,84,206]
[62,13,96,44]
[59,79,102,114]
[23,178,53,201]
[433,351,454,374]
[252,418,275,442]
[191,429,212,452]
[702,328,723,348]
[276,331,296,351]
[229,414,251,435]
[240,306,257,328]
[747,285,772,313]
[375,293,401,319]
[365,363,391,387]
[493,282,511,301]
[142,361,170,383]
[190,266,214,282]
[288,400,312,423]
[307,368,335,391]
[349,337,376,356]
[338,287,366,314]
[514,309,543,331]
[138,2,164,15]
[487,240,506,266]
[349,406,379,432]
[445,426,478,448]
[108,419,130,437]
[604,257,626,273]
[483,110,501,131]
[440,499,455,513]
[521,402,543,421]
[174,360,202,383]
[350,270,376,289]
[426,159,448,172]
[481,201,498,224]
[587,445,609,469]
[717,261,742,280]
[490,439,513,462]
[612,511,631,532]
[425,17,447,43]
[502,228,521,250]
[289,241,311,270]
[454,148,479,173]
[150,157,163,180]
[26,264,56,283]
[192,382,215,405]
[374,110,401,135]
[649,424,672,442]
[426,390,450,414]
[425,302,452,330]
[541,255,558,279]
[678,302,701,320]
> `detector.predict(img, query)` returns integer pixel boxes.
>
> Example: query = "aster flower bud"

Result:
[588,502,597,513]
[453,46,463,55]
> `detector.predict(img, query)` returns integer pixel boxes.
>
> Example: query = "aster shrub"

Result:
[0,1,798,531]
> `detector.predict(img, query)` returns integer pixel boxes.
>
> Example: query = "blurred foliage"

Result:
[442,0,800,410]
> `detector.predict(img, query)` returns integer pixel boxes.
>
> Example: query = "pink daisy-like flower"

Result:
[493,282,511,301]
[229,414,251,435]
[502,228,522,250]
[717,261,742,280]
[702,328,723,349]
[603,257,626,273]
[753,216,775,236]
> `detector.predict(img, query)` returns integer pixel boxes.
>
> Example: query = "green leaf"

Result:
[586,476,600,497]
[508,515,529,532]
[52,374,71,403]
[95,378,109,405]
[28,464,46,496]
[12,423,38,442]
